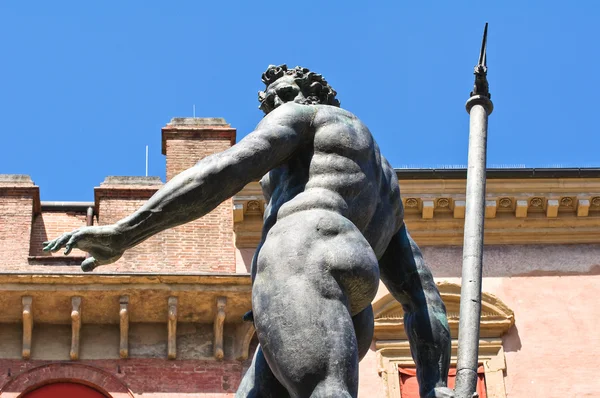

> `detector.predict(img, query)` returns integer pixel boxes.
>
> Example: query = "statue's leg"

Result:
[353,304,374,362]
[252,210,379,398]
[236,306,372,397]
[378,223,451,397]
[236,344,290,398]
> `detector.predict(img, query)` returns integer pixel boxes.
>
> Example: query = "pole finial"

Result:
[470,23,490,99]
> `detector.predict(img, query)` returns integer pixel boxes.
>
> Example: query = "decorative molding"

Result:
[560,197,574,208]
[70,296,82,360]
[405,198,419,209]
[0,275,254,362]
[530,197,543,208]
[119,295,129,359]
[214,296,227,360]
[234,178,600,247]
[0,274,252,325]
[167,296,178,359]
[21,296,32,359]
[498,197,512,209]
[373,282,514,341]
[436,198,450,209]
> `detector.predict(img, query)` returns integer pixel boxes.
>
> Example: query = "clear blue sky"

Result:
[1,1,598,201]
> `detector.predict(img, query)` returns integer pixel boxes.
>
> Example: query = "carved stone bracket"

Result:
[119,296,129,359]
[485,200,498,218]
[70,296,82,360]
[22,296,33,359]
[453,200,466,219]
[515,200,528,218]
[214,297,227,360]
[577,199,590,217]
[167,296,177,359]
[546,199,559,218]
[422,200,434,219]
[234,321,256,361]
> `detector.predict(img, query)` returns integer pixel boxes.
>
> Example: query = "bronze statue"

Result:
[44,65,453,398]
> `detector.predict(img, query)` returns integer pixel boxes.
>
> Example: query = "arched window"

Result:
[0,363,133,398]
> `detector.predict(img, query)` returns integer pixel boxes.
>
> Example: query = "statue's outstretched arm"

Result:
[111,115,306,248]
[43,106,311,271]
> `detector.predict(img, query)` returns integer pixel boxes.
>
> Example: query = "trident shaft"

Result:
[454,22,494,398]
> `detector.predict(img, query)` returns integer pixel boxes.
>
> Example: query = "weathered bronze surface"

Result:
[44,65,452,397]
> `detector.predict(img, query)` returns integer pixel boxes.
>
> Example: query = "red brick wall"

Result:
[0,358,249,396]
[94,186,169,273]
[0,177,39,269]
[0,196,34,267]
[29,212,88,257]
[160,123,237,274]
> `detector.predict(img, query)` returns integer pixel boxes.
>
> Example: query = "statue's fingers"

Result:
[46,234,68,252]
[64,235,79,255]
[54,235,71,252]
[81,257,98,272]
[42,240,54,252]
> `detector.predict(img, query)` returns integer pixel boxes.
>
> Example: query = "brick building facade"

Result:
[0,117,599,397]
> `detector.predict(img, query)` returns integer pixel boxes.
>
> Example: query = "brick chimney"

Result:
[162,117,236,181]
[160,118,237,273]
[0,175,40,269]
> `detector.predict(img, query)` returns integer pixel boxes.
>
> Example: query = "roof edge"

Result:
[395,167,600,179]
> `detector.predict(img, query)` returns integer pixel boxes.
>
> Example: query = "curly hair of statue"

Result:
[258,64,340,113]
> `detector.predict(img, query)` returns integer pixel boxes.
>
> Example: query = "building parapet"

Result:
[234,172,600,246]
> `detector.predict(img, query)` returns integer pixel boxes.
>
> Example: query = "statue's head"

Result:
[258,65,340,114]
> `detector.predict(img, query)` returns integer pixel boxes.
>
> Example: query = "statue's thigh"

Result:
[252,248,359,395]
[251,282,358,397]
[236,344,290,398]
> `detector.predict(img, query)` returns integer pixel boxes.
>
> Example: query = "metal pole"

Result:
[454,23,493,398]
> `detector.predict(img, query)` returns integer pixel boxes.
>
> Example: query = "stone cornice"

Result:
[233,176,600,247]
[0,273,252,324]
[0,272,251,286]
[0,273,255,361]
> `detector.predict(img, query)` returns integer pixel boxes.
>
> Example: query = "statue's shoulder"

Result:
[311,104,362,124]
[261,103,316,125]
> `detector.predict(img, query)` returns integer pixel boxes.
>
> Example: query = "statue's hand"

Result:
[425,387,478,398]
[43,225,125,272]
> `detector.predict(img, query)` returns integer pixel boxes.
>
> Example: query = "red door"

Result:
[22,382,108,398]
